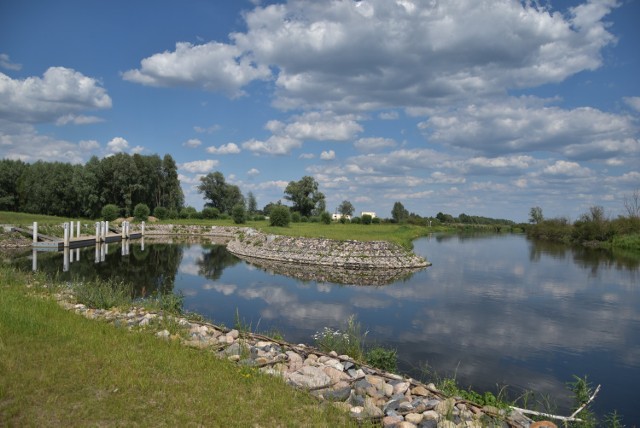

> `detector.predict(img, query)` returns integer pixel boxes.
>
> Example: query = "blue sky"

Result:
[1,0,638,222]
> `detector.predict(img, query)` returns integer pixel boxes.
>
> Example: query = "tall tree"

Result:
[391,201,409,223]
[338,200,354,217]
[247,191,258,214]
[0,159,27,211]
[197,171,243,214]
[283,176,325,217]
[529,206,544,224]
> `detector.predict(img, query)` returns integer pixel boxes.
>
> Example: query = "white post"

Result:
[121,240,126,256]
[100,221,105,242]
[63,247,70,272]
[105,221,110,239]
[32,249,38,271]
[33,222,38,244]
[95,222,100,243]
[76,248,80,261]
[121,222,126,239]
[141,237,144,251]
[69,221,74,240]
[77,221,81,238]
[141,221,145,237]
[63,222,70,247]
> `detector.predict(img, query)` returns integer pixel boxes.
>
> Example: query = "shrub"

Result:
[232,203,246,224]
[372,217,381,224]
[366,346,397,372]
[167,209,179,219]
[153,206,168,220]
[253,214,266,221]
[351,216,361,224]
[301,216,309,223]
[180,206,197,219]
[190,211,203,219]
[339,216,348,224]
[101,204,120,221]
[362,214,372,225]
[133,203,150,221]
[291,212,302,223]
[269,205,291,227]
[320,211,331,224]
[202,207,220,219]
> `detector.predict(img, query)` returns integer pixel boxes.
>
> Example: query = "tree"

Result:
[529,206,544,224]
[338,200,355,217]
[232,203,246,224]
[197,171,244,214]
[391,201,409,223]
[283,176,325,217]
[247,191,258,215]
[102,204,120,221]
[134,203,150,221]
[320,211,331,224]
[623,189,640,218]
[269,205,291,227]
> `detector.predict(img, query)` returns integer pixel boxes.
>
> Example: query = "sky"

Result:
[1,0,639,222]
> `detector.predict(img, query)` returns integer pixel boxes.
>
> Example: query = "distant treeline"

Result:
[526,204,640,251]
[434,211,515,226]
[0,154,183,219]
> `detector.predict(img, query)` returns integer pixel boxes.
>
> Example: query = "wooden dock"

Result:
[29,232,142,250]
[12,220,144,251]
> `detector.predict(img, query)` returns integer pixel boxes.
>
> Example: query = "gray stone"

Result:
[417,420,437,428]
[287,366,331,389]
[364,397,384,418]
[354,379,373,396]
[383,415,404,427]
[321,386,352,402]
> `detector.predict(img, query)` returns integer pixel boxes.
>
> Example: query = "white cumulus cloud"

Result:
[180,159,219,173]
[206,142,241,154]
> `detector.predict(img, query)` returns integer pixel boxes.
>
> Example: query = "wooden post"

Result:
[95,222,100,243]
[33,222,38,244]
[63,222,70,247]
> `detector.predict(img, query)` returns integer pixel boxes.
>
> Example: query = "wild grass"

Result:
[0,266,359,427]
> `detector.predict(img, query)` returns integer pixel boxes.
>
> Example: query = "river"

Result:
[12,232,640,423]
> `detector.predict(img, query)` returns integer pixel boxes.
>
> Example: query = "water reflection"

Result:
[10,233,640,422]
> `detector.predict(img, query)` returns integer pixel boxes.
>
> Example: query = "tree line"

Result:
[0,153,183,219]
[526,192,640,250]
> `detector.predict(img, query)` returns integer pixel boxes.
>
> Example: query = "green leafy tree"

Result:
[232,203,246,224]
[283,176,325,217]
[320,211,331,224]
[133,203,150,221]
[362,214,373,225]
[391,201,409,223]
[338,200,354,217]
[197,171,244,214]
[529,206,544,224]
[153,206,169,220]
[101,204,120,221]
[269,205,291,227]
[247,191,257,214]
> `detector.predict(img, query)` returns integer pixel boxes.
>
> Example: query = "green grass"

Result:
[0,267,358,427]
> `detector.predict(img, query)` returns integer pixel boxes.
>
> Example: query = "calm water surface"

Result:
[13,233,640,422]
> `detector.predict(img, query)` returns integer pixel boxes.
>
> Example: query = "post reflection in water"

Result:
[15,234,640,422]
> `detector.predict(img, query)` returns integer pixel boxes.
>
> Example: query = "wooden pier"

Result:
[14,220,144,251]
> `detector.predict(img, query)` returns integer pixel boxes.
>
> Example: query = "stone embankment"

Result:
[56,293,531,427]
[226,229,430,270]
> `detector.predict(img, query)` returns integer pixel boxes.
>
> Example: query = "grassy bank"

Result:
[0,267,356,427]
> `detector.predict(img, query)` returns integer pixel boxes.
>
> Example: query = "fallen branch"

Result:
[510,407,583,423]
[569,384,601,419]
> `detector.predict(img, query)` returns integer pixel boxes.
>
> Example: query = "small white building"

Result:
[332,213,351,221]
[360,211,377,218]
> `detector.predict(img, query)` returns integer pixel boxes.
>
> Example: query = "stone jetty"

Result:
[55,290,532,427]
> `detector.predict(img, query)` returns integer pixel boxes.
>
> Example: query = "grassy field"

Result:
[0,267,359,427]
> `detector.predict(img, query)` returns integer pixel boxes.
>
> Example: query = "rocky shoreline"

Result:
[53,289,531,428]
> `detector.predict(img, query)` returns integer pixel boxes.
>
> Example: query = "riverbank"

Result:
[0,267,532,427]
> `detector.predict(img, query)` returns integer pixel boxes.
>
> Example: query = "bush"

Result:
[167,209,179,219]
[232,204,246,224]
[320,211,331,224]
[372,217,381,224]
[291,212,302,223]
[366,346,397,372]
[351,216,361,224]
[190,211,203,220]
[362,214,372,225]
[180,206,197,219]
[133,203,150,221]
[253,214,266,221]
[269,205,291,227]
[202,207,220,219]
[101,204,120,221]
[153,206,168,220]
